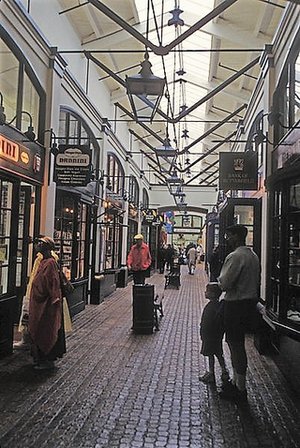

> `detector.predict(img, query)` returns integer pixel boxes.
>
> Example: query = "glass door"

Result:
[269,190,282,316]
[0,180,14,296]
[15,183,37,320]
[219,198,261,262]
[286,182,300,324]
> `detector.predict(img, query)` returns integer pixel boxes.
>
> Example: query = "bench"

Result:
[164,272,181,289]
[154,294,164,330]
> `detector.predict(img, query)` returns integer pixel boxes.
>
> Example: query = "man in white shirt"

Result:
[218,224,260,402]
[187,245,197,274]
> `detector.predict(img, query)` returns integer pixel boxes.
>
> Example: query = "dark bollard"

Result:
[132,284,154,334]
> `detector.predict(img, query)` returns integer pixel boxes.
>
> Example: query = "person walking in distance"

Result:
[218,224,260,402]
[187,244,197,274]
[157,245,167,274]
[165,244,175,271]
[127,234,152,285]
[199,282,229,385]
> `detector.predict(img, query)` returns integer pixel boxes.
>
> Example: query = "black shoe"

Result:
[221,379,235,391]
[33,360,55,371]
[219,385,247,402]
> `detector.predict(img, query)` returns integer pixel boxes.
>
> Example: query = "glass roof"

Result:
[134,0,215,171]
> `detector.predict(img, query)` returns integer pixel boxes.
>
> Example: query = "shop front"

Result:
[141,210,165,270]
[0,126,44,357]
[265,129,300,389]
[53,108,100,316]
[92,195,124,303]
[54,190,91,316]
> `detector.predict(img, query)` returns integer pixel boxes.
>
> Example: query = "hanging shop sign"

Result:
[219,151,258,191]
[0,132,44,184]
[54,145,91,187]
[142,209,158,225]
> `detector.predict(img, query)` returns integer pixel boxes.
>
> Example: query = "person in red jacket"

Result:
[127,234,152,285]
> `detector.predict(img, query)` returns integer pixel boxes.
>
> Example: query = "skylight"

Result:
[134,0,215,164]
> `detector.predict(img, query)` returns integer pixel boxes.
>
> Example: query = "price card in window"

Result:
[0,245,7,262]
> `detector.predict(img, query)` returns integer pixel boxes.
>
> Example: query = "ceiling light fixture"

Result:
[125,52,166,123]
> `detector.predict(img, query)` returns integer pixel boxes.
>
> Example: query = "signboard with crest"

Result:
[219,151,258,191]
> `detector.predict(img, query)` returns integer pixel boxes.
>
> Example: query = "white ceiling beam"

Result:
[82,9,267,51]
[202,21,266,48]
[82,19,147,49]
[237,2,276,93]
[84,3,120,71]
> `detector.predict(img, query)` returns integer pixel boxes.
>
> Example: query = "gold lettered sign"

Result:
[219,151,258,191]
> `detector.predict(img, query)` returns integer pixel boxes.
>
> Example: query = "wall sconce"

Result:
[126,52,166,123]
[8,110,36,141]
[38,128,58,154]
[103,200,112,208]
[101,118,111,135]
[253,129,291,147]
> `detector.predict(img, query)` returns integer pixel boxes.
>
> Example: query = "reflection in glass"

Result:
[234,205,254,225]
[22,71,40,132]
[0,39,19,123]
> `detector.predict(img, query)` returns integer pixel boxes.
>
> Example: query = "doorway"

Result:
[15,183,37,320]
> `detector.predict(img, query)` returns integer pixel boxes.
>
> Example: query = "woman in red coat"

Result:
[28,237,66,370]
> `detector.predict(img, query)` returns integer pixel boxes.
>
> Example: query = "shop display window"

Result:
[270,190,282,315]
[232,205,255,248]
[269,181,300,325]
[0,180,12,295]
[103,216,121,270]
[287,182,300,323]
[13,183,36,290]
[54,195,89,281]
[219,198,261,265]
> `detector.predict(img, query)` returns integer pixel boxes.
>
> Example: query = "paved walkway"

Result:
[0,266,299,448]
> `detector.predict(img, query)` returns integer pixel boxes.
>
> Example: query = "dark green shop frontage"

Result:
[0,126,45,358]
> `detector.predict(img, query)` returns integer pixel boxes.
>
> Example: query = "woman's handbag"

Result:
[59,270,74,297]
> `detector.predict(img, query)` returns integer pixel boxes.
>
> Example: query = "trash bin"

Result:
[132,284,154,334]
[117,266,128,288]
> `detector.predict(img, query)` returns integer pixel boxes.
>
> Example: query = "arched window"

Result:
[0,30,45,138]
[142,188,149,209]
[106,153,125,194]
[59,109,93,147]
[128,175,139,207]
[245,110,264,167]
[273,36,300,144]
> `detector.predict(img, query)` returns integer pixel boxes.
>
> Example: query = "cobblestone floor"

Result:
[0,266,299,448]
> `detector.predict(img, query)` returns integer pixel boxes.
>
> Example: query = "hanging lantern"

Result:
[155,137,177,173]
[126,52,166,123]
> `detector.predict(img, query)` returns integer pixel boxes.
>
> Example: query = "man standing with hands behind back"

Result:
[218,224,260,402]
[127,234,152,285]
